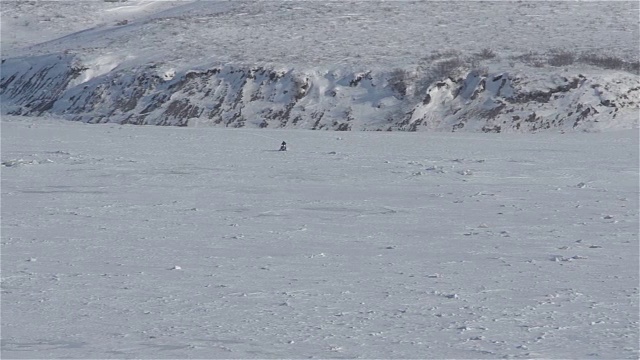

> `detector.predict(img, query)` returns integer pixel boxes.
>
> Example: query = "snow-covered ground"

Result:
[1,116,638,358]
[1,2,639,356]
[2,1,638,69]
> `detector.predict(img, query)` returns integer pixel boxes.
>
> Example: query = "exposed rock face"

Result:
[0,54,86,115]
[400,71,639,132]
[1,53,638,132]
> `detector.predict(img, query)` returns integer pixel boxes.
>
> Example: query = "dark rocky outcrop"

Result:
[1,53,638,132]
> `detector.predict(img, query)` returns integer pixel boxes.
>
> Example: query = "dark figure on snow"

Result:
[280,141,287,151]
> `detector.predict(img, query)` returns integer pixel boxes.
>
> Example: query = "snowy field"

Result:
[1,116,638,359]
[1,3,638,358]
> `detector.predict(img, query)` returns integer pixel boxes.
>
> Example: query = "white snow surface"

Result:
[1,1,639,356]
[1,116,638,358]
[2,1,638,69]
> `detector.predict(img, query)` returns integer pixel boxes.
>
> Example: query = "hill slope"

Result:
[1,1,638,132]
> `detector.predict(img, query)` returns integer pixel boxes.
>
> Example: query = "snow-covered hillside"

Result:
[1,1,639,131]
[2,1,637,68]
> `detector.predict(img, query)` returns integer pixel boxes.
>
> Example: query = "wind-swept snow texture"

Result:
[1,1,639,131]
[1,116,639,358]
